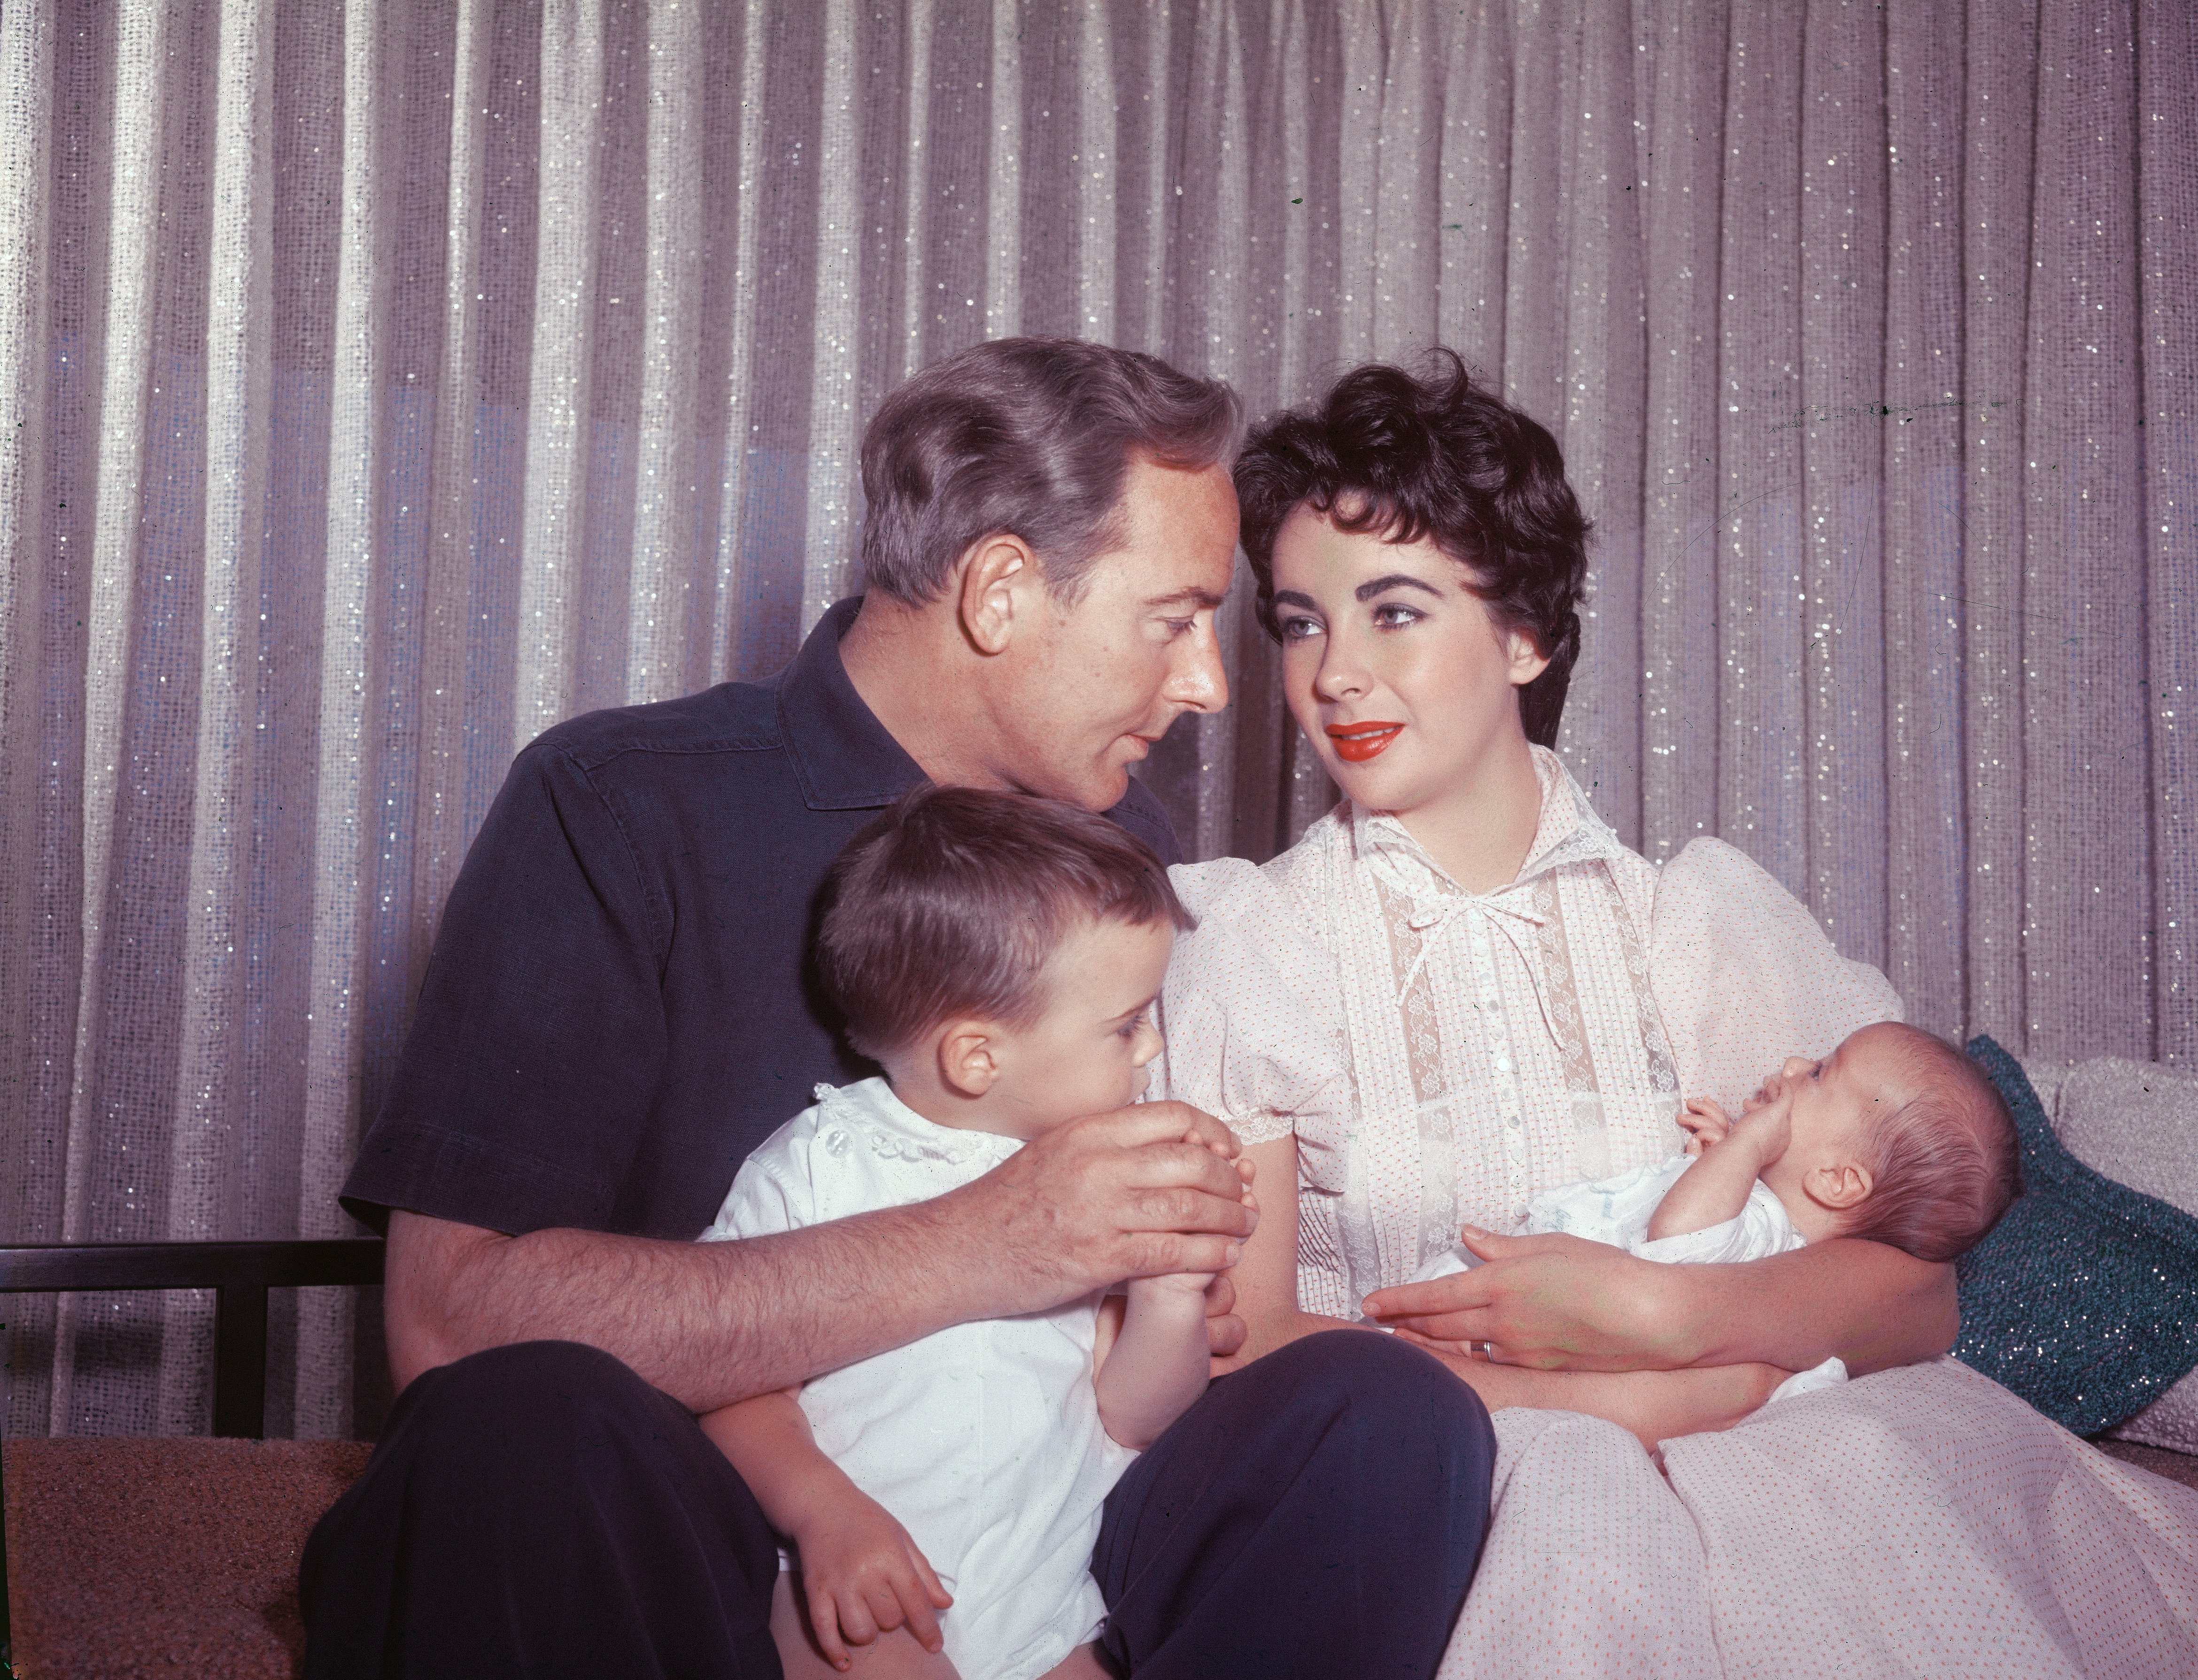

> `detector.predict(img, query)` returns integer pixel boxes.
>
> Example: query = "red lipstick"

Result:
[1326,721,1404,763]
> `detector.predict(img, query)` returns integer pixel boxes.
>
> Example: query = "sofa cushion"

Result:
[1954,1037,2198,1436]
[2050,1055,2198,1453]
[4,1435,372,1679]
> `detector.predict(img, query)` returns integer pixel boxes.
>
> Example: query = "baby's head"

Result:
[1758,1022,2021,1262]
[816,784,1193,1138]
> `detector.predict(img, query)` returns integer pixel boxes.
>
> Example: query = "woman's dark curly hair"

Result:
[1233,351,1591,749]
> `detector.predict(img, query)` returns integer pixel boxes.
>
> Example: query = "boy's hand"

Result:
[1154,1122,1255,1299]
[790,1490,953,1672]
[1678,1099,1732,1156]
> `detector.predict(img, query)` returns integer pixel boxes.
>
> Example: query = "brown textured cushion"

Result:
[4,1436,372,1680]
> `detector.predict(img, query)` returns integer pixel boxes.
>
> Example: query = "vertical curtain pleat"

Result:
[707,0,767,684]
[515,0,603,748]
[2139,0,2198,1063]
[157,0,275,1433]
[295,0,388,1441]
[51,0,171,1435]
[800,0,863,630]
[627,0,704,703]
[410,0,491,988]
[5,0,2191,1438]
[1959,0,2037,1051]
[1637,0,1726,864]
[2021,0,2149,1065]
[1881,0,1970,1043]
[0,2,55,1261]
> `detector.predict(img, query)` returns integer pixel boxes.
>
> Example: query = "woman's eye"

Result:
[1278,615,1322,640]
[1372,602,1423,629]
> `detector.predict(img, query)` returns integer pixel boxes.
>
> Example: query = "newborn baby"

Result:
[1416,1021,2022,1401]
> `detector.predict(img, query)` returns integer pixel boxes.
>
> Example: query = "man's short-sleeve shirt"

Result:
[340,598,1182,1241]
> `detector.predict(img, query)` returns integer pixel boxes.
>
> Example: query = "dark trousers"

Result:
[300,1330,1494,1680]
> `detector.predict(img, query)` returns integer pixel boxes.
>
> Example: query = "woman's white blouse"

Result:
[1160,747,1901,1319]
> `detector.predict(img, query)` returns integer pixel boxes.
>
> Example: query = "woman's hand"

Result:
[789,1489,954,1672]
[1361,1226,1692,1372]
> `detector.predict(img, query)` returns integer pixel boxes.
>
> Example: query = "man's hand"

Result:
[788,1488,954,1672]
[954,1100,1258,1318]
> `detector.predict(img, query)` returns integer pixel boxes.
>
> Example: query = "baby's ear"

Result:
[936,1020,1001,1097]
[1804,1159,1873,1211]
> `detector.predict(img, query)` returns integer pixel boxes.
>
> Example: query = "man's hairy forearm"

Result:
[1659,1237,1958,1375]
[388,1201,1004,1411]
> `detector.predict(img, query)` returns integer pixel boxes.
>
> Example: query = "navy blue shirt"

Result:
[341,598,1181,1241]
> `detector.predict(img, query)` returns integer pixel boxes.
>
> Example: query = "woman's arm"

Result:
[1362,1226,1958,1377]
[1216,1136,1374,1373]
[1228,1137,1793,1448]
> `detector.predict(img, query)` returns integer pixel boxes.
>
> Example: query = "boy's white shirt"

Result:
[701,1077,1136,1680]
[1410,1154,1849,1405]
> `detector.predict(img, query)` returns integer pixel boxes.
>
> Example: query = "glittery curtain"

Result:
[1,0,2190,1438]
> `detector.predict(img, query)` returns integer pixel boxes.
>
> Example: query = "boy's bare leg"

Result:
[770,1574,960,1678]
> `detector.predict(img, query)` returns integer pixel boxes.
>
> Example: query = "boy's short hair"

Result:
[1232,349,1590,748]
[816,785,1194,1059]
[1840,1025,2023,1263]
[859,338,1244,607]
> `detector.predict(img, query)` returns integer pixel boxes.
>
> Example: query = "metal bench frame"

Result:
[0,1238,386,1668]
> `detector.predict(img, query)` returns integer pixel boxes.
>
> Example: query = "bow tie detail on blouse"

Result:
[1393,885,1546,997]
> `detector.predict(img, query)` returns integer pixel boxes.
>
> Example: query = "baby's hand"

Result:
[1679,1098,1732,1156]
[789,1488,953,1672]
[1729,1097,1792,1166]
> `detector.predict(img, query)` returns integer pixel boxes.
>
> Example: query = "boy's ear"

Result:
[956,534,1037,657]
[1804,1159,1873,1212]
[936,1019,1002,1097]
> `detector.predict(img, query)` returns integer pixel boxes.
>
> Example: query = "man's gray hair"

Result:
[858,337,1243,604]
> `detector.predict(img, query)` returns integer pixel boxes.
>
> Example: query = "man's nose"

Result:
[1165,623,1230,715]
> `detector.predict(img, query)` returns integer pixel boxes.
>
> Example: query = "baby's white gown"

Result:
[1161,748,2198,1679]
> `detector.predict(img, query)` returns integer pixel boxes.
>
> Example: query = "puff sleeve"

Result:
[1649,839,1903,1111]
[1158,858,1350,1148]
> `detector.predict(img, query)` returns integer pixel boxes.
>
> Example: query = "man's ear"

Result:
[1504,626,1552,689]
[936,1019,1003,1097]
[1803,1159,1873,1212]
[955,534,1038,657]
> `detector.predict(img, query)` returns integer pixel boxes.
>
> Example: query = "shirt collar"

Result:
[773,597,929,812]
[1350,746,1627,900]
[819,1077,1027,1168]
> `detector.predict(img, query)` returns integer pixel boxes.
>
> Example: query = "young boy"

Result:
[1416,1021,2021,1398]
[697,786,1239,1680]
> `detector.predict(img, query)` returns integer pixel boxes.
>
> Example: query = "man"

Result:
[302,339,1495,1679]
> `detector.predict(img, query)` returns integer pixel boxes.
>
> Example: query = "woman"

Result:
[1161,355,2198,1675]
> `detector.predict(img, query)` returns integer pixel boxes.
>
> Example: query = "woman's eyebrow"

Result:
[1271,588,1318,609]
[1354,573,1444,602]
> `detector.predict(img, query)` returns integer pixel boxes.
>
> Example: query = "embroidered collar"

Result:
[812,1078,1027,1169]
[1348,748,1625,901]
